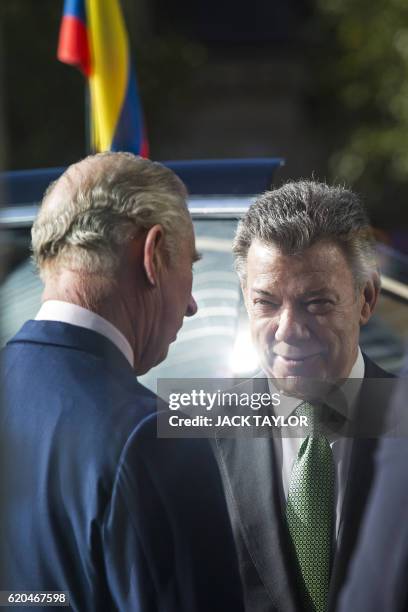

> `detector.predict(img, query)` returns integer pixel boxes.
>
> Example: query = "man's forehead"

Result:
[246,239,351,289]
[247,239,348,268]
[179,225,199,262]
[191,236,201,263]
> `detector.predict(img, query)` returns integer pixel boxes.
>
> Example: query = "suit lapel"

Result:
[329,357,395,606]
[328,436,378,607]
[213,434,300,612]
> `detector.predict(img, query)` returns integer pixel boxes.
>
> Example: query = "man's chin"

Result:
[274,377,333,401]
[265,368,336,401]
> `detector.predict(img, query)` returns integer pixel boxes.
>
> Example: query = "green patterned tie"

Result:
[286,402,335,612]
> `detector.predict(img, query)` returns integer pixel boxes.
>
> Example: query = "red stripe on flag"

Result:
[140,132,149,159]
[57,15,91,76]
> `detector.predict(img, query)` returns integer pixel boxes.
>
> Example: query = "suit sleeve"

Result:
[101,421,171,612]
[101,413,245,612]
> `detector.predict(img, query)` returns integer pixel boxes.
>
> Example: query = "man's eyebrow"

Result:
[251,287,339,299]
[252,288,277,297]
[301,289,338,299]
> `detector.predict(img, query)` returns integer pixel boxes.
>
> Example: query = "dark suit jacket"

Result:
[338,374,408,612]
[211,356,395,612]
[0,320,244,612]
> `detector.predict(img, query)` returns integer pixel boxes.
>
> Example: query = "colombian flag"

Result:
[57,0,149,157]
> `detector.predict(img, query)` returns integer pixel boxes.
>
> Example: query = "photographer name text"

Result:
[168,414,308,428]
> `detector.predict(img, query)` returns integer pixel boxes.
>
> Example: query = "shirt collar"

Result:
[268,347,365,421]
[35,300,134,367]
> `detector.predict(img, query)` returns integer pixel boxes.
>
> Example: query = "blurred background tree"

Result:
[314,0,408,228]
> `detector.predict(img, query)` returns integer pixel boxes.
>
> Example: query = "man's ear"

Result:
[144,225,164,286]
[359,274,380,325]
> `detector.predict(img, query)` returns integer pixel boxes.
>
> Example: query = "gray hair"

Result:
[32,152,192,277]
[233,180,379,289]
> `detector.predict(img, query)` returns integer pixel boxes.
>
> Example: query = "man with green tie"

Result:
[212,180,395,612]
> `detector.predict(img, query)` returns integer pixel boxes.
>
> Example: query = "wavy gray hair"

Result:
[32,152,192,277]
[233,180,379,289]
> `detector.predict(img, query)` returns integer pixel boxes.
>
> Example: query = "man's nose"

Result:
[274,306,310,343]
[186,294,198,317]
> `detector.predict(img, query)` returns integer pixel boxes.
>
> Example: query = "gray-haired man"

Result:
[212,181,395,612]
[1,153,244,612]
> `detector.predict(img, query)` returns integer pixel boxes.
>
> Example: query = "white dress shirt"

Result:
[269,348,365,537]
[35,300,134,367]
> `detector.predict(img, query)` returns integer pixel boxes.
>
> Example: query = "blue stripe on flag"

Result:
[111,68,144,154]
[63,0,86,22]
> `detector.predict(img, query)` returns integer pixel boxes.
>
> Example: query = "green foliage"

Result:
[315,0,408,223]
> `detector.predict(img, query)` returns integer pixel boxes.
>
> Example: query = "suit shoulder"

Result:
[363,354,396,378]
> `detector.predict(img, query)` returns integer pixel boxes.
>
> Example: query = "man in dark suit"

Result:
[211,180,395,611]
[338,373,408,612]
[0,153,244,611]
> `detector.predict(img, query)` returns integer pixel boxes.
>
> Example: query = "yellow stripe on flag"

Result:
[86,0,129,151]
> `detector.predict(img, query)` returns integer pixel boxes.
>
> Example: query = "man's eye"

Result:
[305,299,332,312]
[254,299,279,307]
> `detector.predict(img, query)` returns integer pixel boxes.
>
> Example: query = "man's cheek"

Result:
[314,313,337,329]
[252,320,267,343]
